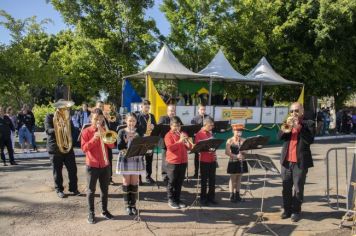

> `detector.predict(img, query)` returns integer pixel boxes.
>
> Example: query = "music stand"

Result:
[124,136,160,222]
[242,154,280,236]
[181,124,201,182]
[213,121,230,133]
[239,136,269,198]
[186,138,224,212]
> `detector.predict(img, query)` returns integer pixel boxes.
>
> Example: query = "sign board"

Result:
[221,108,253,120]
[214,106,231,121]
[246,107,261,124]
[176,106,195,125]
[275,107,289,124]
[261,107,275,124]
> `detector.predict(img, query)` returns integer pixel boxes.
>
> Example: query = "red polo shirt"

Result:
[164,130,192,164]
[195,128,216,163]
[287,124,301,163]
[81,125,115,168]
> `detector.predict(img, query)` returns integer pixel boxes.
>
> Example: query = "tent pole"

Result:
[208,76,212,105]
[145,73,149,99]
[259,82,263,124]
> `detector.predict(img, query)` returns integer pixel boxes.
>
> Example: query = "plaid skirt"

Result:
[115,152,146,175]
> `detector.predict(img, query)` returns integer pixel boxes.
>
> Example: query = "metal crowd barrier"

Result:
[325,146,356,227]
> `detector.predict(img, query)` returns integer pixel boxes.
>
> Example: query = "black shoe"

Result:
[3,162,7,166]
[131,206,138,215]
[10,161,18,165]
[71,190,81,196]
[101,211,114,220]
[291,213,301,222]
[56,191,65,198]
[126,207,133,216]
[178,201,187,208]
[87,213,96,224]
[229,193,235,203]
[281,211,292,219]
[200,199,209,206]
[168,201,180,209]
[235,192,242,202]
[209,199,218,205]
[193,173,198,178]
[146,176,155,184]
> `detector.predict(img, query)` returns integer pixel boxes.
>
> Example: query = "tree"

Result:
[49,0,161,105]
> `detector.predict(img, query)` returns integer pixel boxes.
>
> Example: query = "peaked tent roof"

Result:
[199,49,253,82]
[246,57,302,85]
[124,44,206,80]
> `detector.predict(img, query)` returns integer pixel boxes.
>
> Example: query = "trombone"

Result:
[97,121,118,165]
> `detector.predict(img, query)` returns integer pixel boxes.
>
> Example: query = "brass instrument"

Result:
[281,114,295,133]
[97,122,118,165]
[176,131,195,148]
[53,100,74,153]
[145,113,153,136]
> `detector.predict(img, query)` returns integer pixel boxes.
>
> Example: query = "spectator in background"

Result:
[341,110,352,134]
[336,109,343,133]
[184,93,192,105]
[233,98,241,107]
[241,97,249,107]
[17,105,35,153]
[316,108,324,136]
[71,109,80,147]
[352,112,356,134]
[177,94,185,106]
[78,103,91,129]
[266,96,274,107]
[223,94,233,106]
[6,107,17,150]
[24,104,37,151]
[0,106,17,165]
[191,93,201,106]
[322,108,330,135]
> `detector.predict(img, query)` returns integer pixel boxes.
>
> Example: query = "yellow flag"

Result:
[148,75,167,120]
[297,86,304,105]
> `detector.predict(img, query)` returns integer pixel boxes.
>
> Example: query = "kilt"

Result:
[116,152,145,175]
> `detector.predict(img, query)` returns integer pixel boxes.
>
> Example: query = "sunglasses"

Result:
[289,109,299,114]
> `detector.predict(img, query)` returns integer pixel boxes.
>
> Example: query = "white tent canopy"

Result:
[246,57,302,85]
[124,44,206,80]
[199,49,254,82]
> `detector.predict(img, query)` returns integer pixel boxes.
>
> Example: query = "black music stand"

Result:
[181,124,201,182]
[239,136,269,198]
[124,136,160,222]
[186,138,224,212]
[213,121,230,133]
[242,154,280,236]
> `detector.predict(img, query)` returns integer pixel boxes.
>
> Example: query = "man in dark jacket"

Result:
[45,101,80,198]
[77,103,91,129]
[0,106,17,166]
[278,102,315,222]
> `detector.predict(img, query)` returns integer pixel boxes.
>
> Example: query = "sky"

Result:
[0,0,170,45]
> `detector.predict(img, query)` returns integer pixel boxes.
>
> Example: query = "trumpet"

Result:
[281,114,296,133]
[176,131,195,147]
[97,122,118,165]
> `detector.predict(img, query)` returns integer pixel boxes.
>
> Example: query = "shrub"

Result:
[33,104,55,129]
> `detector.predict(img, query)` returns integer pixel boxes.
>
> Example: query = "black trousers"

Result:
[86,166,110,214]
[0,137,14,163]
[161,149,168,180]
[200,161,216,201]
[281,162,308,213]
[108,148,113,180]
[49,152,78,192]
[166,163,187,203]
[145,153,153,178]
[194,153,199,175]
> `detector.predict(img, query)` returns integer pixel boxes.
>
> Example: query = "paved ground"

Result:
[1,138,355,236]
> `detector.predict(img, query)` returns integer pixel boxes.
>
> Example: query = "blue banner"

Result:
[123,80,142,111]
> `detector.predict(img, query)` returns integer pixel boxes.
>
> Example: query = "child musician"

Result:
[164,116,193,209]
[225,124,248,202]
[116,112,145,216]
[195,117,218,205]
[81,108,115,224]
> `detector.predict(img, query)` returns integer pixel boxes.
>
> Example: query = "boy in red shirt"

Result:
[81,108,115,224]
[195,117,217,205]
[164,116,193,209]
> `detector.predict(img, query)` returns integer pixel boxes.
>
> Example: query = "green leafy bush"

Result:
[33,104,55,129]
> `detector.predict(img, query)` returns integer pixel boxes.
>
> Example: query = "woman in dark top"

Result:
[225,124,248,202]
[116,112,144,216]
